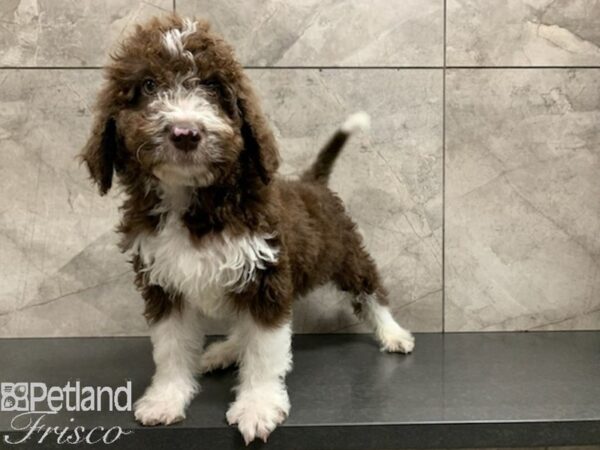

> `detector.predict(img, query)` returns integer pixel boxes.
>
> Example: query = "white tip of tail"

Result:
[340,111,371,134]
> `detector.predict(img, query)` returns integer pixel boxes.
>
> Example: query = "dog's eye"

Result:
[142,78,157,96]
[202,77,220,90]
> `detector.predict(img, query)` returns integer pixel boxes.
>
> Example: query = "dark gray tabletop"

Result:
[1,332,599,449]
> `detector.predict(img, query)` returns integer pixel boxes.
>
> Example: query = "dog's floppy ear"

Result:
[235,76,280,184]
[80,109,118,196]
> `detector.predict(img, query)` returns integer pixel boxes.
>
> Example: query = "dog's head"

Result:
[81,15,279,194]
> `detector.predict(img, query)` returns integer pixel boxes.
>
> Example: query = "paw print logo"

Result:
[1,383,29,412]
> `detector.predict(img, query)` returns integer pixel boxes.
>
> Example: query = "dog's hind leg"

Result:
[356,290,415,353]
[199,333,240,374]
[334,249,415,354]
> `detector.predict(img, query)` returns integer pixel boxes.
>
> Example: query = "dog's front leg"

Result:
[134,304,203,426]
[226,313,292,444]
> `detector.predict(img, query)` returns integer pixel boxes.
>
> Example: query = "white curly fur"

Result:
[162,19,197,59]
[134,307,203,426]
[340,111,371,134]
[360,293,415,354]
[226,315,292,444]
[133,185,279,318]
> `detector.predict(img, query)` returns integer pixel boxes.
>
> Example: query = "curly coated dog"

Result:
[81,14,414,444]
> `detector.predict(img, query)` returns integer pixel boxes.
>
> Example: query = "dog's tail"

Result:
[301,111,370,184]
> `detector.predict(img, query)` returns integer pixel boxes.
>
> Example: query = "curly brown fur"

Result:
[80,14,414,443]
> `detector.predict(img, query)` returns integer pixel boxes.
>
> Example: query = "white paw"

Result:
[379,324,415,354]
[199,339,238,374]
[134,394,186,426]
[134,380,197,426]
[226,386,290,444]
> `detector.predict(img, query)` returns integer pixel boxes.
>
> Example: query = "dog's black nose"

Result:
[170,125,201,152]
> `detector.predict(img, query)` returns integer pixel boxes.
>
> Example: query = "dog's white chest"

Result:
[133,213,278,318]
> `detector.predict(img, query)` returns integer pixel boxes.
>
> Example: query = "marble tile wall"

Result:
[447,0,600,66]
[176,0,444,66]
[446,69,600,331]
[0,0,173,67]
[0,0,598,336]
[443,0,600,332]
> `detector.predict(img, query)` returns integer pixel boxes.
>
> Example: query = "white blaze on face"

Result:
[151,88,232,136]
[151,21,236,188]
[162,19,197,59]
[147,87,234,187]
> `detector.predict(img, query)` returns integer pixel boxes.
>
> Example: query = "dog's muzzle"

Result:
[169,124,202,152]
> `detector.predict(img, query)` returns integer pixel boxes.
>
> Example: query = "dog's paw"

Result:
[134,390,189,426]
[378,324,415,354]
[134,377,198,426]
[226,387,289,444]
[199,339,238,374]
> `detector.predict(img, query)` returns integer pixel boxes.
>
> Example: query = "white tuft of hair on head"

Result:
[162,19,198,58]
[340,111,371,134]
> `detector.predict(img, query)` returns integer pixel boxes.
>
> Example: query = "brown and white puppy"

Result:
[81,14,414,444]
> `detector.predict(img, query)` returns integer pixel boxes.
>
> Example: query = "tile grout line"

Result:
[173,0,176,13]
[447,65,600,69]
[442,0,447,334]
[3,66,598,71]
[0,66,444,70]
